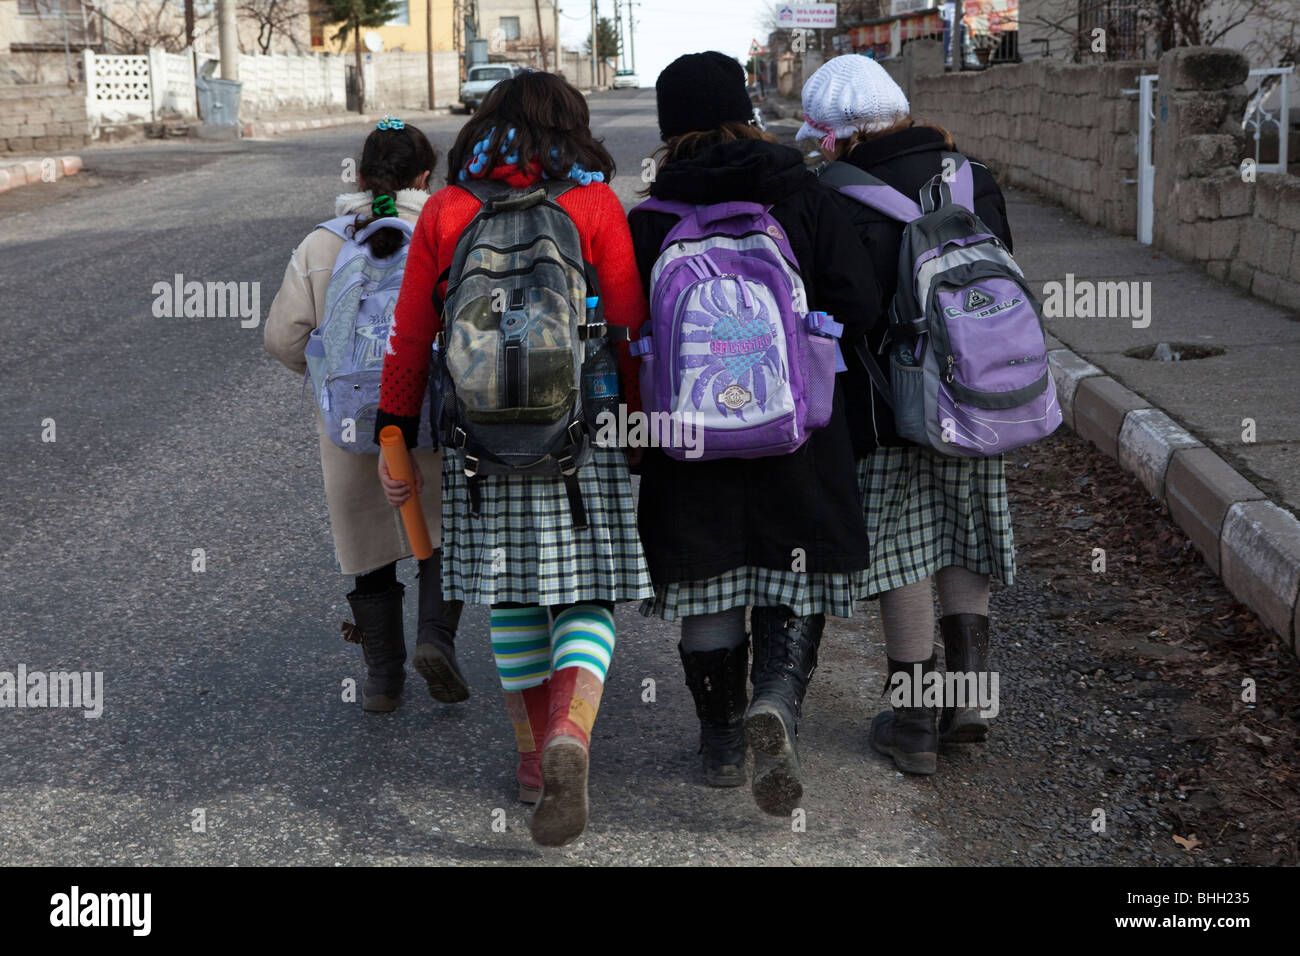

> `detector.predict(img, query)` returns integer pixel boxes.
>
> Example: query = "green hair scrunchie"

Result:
[371,194,397,217]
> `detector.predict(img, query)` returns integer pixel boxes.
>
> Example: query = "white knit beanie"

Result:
[797,55,911,152]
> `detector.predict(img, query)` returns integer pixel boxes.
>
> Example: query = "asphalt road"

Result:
[0,90,1259,866]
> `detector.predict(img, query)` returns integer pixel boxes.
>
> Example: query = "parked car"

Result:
[460,63,525,112]
[612,69,639,89]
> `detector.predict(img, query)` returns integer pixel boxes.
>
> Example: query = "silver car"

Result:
[460,63,525,113]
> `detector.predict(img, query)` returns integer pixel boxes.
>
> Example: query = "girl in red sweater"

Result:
[374,72,651,847]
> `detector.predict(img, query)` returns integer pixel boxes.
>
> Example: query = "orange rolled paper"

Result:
[379,426,434,560]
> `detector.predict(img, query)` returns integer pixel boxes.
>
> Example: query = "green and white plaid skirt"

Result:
[640,566,863,622]
[440,445,653,606]
[854,446,1015,599]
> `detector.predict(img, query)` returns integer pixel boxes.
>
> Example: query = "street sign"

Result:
[890,0,936,13]
[749,39,767,55]
[775,3,838,29]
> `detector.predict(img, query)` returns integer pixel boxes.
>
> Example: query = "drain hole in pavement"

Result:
[1124,342,1226,361]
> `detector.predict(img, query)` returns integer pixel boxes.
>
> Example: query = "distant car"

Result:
[612,69,639,89]
[460,63,525,112]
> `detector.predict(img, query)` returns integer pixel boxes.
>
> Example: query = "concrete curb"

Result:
[241,109,452,139]
[1047,347,1300,654]
[0,155,82,193]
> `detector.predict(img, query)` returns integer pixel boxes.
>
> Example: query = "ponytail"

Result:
[352,119,437,258]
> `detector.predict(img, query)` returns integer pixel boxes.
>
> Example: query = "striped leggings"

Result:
[489,601,616,690]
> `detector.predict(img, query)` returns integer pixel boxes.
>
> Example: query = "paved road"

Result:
[0,90,1254,865]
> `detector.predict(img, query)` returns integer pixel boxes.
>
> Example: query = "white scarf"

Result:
[334,188,430,218]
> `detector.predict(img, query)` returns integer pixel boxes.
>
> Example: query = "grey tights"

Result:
[681,607,748,653]
[878,566,990,663]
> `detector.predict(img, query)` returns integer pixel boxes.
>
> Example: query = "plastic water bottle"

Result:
[581,295,621,422]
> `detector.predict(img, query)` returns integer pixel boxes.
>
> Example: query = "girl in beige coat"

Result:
[265,120,468,713]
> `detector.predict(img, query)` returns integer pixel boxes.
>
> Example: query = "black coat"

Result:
[627,138,881,584]
[832,125,1015,455]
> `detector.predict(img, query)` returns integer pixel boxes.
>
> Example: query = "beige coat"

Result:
[265,189,442,576]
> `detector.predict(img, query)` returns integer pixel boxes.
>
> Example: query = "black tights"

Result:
[354,562,398,595]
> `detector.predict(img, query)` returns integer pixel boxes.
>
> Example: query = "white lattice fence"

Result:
[82,48,349,126]
[83,49,152,124]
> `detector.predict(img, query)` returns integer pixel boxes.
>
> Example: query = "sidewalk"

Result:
[1009,189,1300,652]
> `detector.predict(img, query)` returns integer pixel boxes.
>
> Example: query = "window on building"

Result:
[387,1,409,26]
[499,16,521,41]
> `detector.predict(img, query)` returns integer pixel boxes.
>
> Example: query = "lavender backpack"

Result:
[819,153,1060,457]
[629,198,843,461]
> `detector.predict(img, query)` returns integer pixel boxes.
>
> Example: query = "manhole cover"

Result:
[1124,342,1226,361]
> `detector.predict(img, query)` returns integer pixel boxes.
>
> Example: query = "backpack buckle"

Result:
[580,321,607,339]
[453,426,468,448]
[463,454,479,477]
[556,454,577,477]
[567,420,587,446]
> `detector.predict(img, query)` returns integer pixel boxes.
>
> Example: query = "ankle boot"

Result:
[530,666,605,847]
[939,613,991,743]
[344,583,407,713]
[678,642,748,788]
[869,654,939,775]
[503,682,550,805]
[745,607,824,816]
[412,550,470,703]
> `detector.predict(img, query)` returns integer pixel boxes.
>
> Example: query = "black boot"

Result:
[345,583,407,713]
[870,654,939,775]
[412,550,470,703]
[745,607,824,816]
[939,613,991,742]
[678,642,749,788]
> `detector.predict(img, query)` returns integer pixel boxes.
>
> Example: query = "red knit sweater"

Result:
[377,178,648,447]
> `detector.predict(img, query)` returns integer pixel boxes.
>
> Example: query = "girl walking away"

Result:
[265,119,469,714]
[799,56,1019,774]
[375,72,652,847]
[629,52,880,816]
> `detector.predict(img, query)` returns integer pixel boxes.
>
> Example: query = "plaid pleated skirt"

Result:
[440,446,653,606]
[640,566,863,622]
[854,446,1016,599]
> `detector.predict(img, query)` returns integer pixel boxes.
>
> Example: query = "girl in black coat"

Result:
[800,54,1016,776]
[628,52,881,816]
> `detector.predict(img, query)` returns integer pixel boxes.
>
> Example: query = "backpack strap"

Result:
[820,161,924,223]
[853,340,895,412]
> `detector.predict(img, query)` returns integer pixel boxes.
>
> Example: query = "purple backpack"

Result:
[820,152,1060,457]
[629,198,843,461]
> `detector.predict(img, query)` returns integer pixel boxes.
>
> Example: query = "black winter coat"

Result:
[832,125,1015,456]
[627,138,881,585]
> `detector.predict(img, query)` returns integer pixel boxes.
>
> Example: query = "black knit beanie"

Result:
[655,51,754,141]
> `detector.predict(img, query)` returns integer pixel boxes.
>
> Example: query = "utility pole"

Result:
[613,0,621,71]
[218,0,238,80]
[534,0,548,70]
[185,0,195,48]
[952,0,964,71]
[626,0,635,73]
[434,0,444,108]
[589,0,597,89]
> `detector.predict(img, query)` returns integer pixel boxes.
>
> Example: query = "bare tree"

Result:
[238,0,310,53]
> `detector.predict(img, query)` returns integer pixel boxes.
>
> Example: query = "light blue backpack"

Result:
[303,214,435,453]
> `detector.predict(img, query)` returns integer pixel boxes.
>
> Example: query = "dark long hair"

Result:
[445,71,615,186]
[354,123,437,258]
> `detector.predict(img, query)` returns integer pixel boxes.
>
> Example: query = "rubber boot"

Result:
[503,681,550,805]
[530,666,604,847]
[412,550,470,703]
[345,583,406,713]
[678,641,748,787]
[939,613,991,743]
[745,607,824,816]
[869,654,939,775]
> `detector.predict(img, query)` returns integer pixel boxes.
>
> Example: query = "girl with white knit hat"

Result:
[799,54,1017,776]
